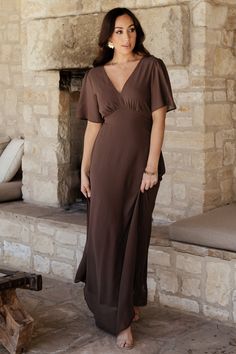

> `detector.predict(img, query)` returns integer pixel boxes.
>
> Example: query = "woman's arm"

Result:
[81,121,102,197]
[140,106,167,193]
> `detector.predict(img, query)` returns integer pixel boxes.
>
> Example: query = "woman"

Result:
[75,7,176,349]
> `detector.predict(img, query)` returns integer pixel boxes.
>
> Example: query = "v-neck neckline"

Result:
[102,56,145,95]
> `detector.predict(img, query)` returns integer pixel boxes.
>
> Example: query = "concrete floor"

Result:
[1,278,236,354]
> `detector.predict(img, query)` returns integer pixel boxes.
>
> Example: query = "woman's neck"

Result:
[111,53,140,65]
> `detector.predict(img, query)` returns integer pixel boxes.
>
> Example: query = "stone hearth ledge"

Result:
[1,201,236,326]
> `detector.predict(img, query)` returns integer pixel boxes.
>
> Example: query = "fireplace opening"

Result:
[59,68,90,212]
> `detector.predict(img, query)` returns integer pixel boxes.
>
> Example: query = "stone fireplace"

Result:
[1,0,236,221]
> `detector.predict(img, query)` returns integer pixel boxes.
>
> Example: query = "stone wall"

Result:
[202,2,236,211]
[0,0,23,137]
[156,0,236,220]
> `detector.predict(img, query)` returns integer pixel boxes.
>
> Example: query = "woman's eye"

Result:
[129,27,136,32]
[115,30,123,34]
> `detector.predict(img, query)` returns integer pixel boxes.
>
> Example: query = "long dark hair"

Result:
[93,8,150,67]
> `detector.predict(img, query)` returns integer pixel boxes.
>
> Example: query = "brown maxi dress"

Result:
[74,55,176,335]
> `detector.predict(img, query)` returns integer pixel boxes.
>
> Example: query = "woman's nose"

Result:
[123,31,130,41]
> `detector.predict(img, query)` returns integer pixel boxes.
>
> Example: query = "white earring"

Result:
[107,41,114,49]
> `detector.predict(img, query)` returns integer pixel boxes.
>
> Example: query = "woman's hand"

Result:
[81,171,91,198]
[140,171,158,193]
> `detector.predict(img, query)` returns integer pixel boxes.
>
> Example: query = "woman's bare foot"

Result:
[116,326,134,349]
[133,306,140,322]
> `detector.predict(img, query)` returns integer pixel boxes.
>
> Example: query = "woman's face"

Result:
[109,14,137,55]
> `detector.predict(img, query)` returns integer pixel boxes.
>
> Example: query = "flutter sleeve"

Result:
[151,58,177,113]
[77,70,103,123]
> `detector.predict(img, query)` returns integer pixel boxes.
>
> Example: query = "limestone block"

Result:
[22,0,92,19]
[222,30,234,47]
[177,91,204,104]
[233,105,236,121]
[22,105,32,124]
[22,157,41,174]
[135,6,190,66]
[164,131,214,151]
[171,241,209,257]
[33,254,50,274]
[1,44,13,62]
[204,188,222,208]
[205,78,226,89]
[101,0,136,11]
[214,48,236,77]
[174,169,206,185]
[176,254,202,274]
[51,261,74,280]
[226,7,236,30]
[205,104,231,126]
[205,261,231,306]
[192,27,206,44]
[4,89,17,116]
[205,151,223,170]
[206,29,222,46]
[41,145,58,163]
[166,69,189,89]
[39,118,58,138]
[172,152,191,169]
[214,0,236,4]
[7,23,20,42]
[148,248,171,267]
[224,142,235,166]
[147,277,156,302]
[192,104,205,127]
[213,91,227,102]
[33,105,49,115]
[3,241,31,268]
[193,2,227,28]
[155,175,172,206]
[189,187,204,205]
[55,229,78,245]
[181,277,201,297]
[23,89,48,104]
[176,117,192,127]
[34,76,46,86]
[30,180,58,205]
[216,129,235,148]
[220,179,233,203]
[159,293,199,313]
[0,218,22,238]
[203,305,229,322]
[20,225,31,244]
[55,246,75,260]
[173,183,186,201]
[27,13,104,70]
[50,90,60,115]
[191,152,205,170]
[158,270,178,293]
[33,234,54,255]
[190,47,206,68]
[227,80,236,101]
[37,223,56,236]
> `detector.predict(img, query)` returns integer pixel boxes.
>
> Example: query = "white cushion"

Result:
[0,138,24,183]
[0,136,10,156]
